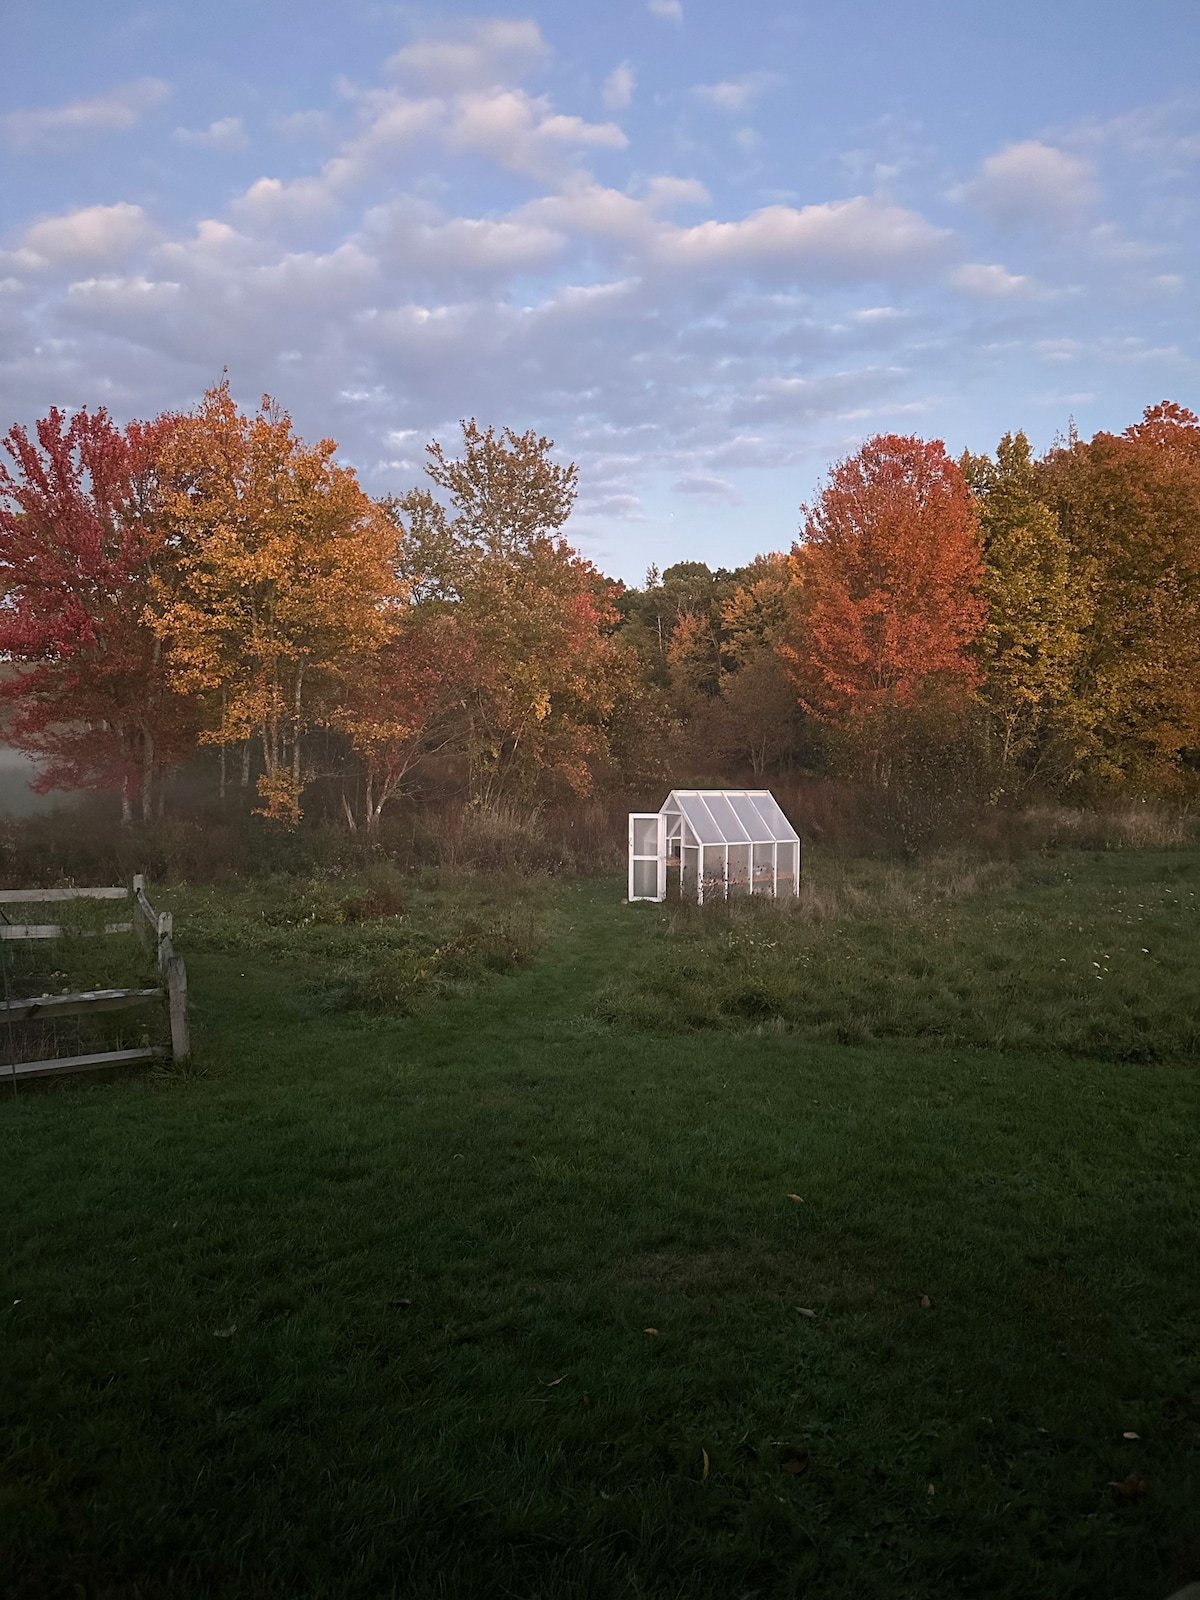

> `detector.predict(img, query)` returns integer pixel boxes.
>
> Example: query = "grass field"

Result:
[2,846,1199,1598]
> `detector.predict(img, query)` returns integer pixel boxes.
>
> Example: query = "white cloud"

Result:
[958,141,1099,226]
[232,174,343,230]
[174,116,249,152]
[951,262,1033,297]
[1035,338,1081,362]
[1088,222,1156,262]
[18,203,154,267]
[672,473,742,504]
[642,176,710,210]
[602,63,636,112]
[648,0,683,19]
[387,19,548,92]
[657,196,952,281]
[447,90,626,177]
[65,275,183,315]
[1,79,169,147]
[692,74,776,113]
[363,200,565,277]
[519,182,650,241]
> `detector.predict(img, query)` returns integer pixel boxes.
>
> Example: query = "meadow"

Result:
[2,841,1198,1598]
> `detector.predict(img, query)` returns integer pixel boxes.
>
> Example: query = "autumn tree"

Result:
[721,552,791,663]
[152,383,399,823]
[374,422,626,806]
[0,405,198,821]
[1040,401,1200,788]
[617,562,737,697]
[961,431,1092,794]
[783,435,986,726]
[333,608,475,829]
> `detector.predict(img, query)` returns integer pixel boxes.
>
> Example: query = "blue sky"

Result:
[2,1,1198,581]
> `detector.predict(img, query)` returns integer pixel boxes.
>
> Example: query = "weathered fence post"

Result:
[167,956,189,1062]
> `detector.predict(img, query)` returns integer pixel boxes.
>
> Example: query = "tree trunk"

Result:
[240,740,251,790]
[291,663,304,793]
[141,727,155,824]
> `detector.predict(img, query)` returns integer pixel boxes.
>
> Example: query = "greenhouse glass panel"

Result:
[752,842,775,893]
[727,843,751,895]
[632,859,658,899]
[632,815,658,856]
[701,844,726,895]
[681,845,699,897]
[748,791,797,842]
[701,792,750,842]
[729,793,773,840]
[676,793,724,845]
[776,841,797,892]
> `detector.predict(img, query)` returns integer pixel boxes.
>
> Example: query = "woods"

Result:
[3,385,1199,829]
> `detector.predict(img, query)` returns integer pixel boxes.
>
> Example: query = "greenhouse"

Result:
[627,790,801,904]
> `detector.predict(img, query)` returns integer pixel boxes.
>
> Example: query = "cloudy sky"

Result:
[2,1,1198,580]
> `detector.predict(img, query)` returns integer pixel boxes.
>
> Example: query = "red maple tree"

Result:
[784,433,986,720]
[0,406,196,820]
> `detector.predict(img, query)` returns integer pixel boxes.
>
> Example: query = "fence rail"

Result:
[1,877,189,1080]
[0,886,130,904]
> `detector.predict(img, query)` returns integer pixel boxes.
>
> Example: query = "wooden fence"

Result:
[0,878,189,1082]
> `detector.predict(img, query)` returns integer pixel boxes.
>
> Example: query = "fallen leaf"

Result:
[389,1298,412,1310]
[1122,1430,1139,1440]
[1108,1472,1148,1501]
[702,1448,710,1481]
[795,1307,817,1319]
[643,1327,659,1336]
[787,1194,804,1203]
[780,1447,811,1476]
[920,1294,932,1309]
[927,1483,936,1496]
[213,1325,237,1338]
[541,1376,565,1387]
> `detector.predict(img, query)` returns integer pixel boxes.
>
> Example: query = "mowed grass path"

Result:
[3,858,1199,1598]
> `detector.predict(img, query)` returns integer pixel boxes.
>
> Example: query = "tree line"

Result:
[2,382,1198,827]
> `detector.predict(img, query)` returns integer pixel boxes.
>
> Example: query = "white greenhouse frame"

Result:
[628,790,801,904]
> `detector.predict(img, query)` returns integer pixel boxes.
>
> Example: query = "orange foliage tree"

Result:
[783,434,986,729]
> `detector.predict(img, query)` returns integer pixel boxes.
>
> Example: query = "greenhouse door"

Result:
[628,813,665,902]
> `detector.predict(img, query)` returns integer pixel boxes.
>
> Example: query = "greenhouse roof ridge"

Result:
[661,788,799,846]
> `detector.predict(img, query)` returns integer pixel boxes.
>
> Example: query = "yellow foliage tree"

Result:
[151,383,399,822]
[962,432,1092,793]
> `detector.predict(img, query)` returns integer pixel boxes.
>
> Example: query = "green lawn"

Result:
[2,850,1198,1598]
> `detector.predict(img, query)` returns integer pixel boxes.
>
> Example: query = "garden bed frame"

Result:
[0,875,188,1080]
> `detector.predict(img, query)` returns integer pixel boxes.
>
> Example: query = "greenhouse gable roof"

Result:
[663,790,799,846]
